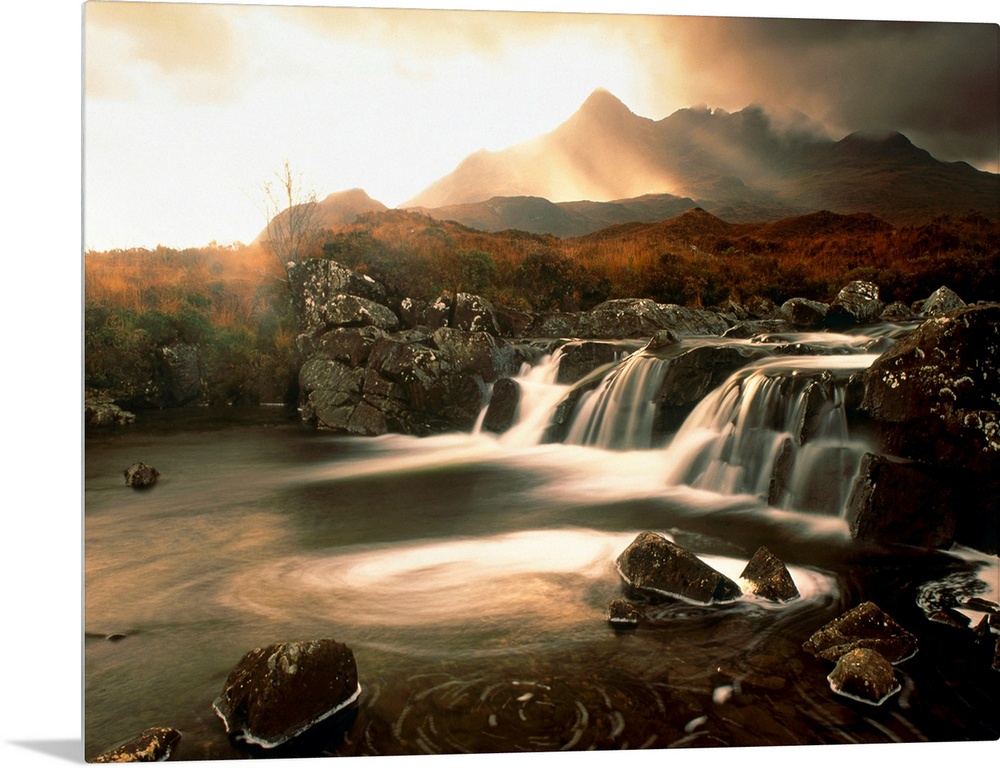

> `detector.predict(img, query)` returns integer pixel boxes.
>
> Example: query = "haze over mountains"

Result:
[269,89,998,241]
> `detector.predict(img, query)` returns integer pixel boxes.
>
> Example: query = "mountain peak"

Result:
[576,88,633,119]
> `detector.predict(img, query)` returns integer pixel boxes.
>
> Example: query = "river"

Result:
[84,326,999,761]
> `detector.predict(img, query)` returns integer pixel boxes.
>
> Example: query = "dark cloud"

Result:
[659,16,998,169]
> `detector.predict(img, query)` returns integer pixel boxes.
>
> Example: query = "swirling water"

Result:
[84,326,999,761]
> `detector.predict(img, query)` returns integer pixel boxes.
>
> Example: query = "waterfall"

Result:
[660,355,877,515]
[477,334,882,516]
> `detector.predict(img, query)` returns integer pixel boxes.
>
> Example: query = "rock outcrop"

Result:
[213,639,360,750]
[857,303,1000,552]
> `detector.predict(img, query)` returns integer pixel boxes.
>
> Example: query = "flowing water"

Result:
[84,325,999,761]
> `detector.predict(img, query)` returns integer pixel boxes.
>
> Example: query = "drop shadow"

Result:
[7,739,82,763]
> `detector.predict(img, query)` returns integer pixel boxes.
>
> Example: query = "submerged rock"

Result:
[123,462,159,489]
[213,638,360,750]
[607,598,641,628]
[615,531,742,604]
[826,648,901,706]
[803,601,917,664]
[91,726,181,763]
[739,546,799,602]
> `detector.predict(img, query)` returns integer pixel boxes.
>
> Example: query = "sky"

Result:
[81,0,1000,251]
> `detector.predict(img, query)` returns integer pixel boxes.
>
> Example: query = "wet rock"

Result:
[722,319,795,338]
[803,601,917,664]
[577,299,730,339]
[826,648,901,706]
[844,453,956,549]
[607,598,641,628]
[431,326,519,381]
[615,531,743,604]
[555,341,630,384]
[739,546,799,602]
[779,297,829,329]
[826,280,885,326]
[917,285,966,316]
[929,606,971,629]
[859,303,1000,553]
[213,638,360,749]
[123,462,159,489]
[481,378,520,434]
[91,726,181,763]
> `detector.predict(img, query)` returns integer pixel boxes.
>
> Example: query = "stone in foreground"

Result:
[615,531,742,604]
[739,546,800,602]
[123,462,159,489]
[607,598,641,628]
[827,648,901,706]
[802,601,917,664]
[91,726,181,763]
[213,638,360,749]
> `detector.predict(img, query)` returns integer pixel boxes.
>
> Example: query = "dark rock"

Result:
[844,453,956,549]
[213,638,360,749]
[160,343,202,406]
[826,280,884,326]
[399,295,450,331]
[431,326,519,381]
[722,319,795,338]
[826,648,901,706]
[451,292,501,335]
[555,341,631,384]
[615,531,743,604]
[880,301,919,322]
[607,598,641,628]
[929,607,971,629]
[577,299,730,339]
[322,293,400,331]
[917,285,966,316]
[646,329,680,348]
[288,258,388,332]
[803,601,917,664]
[779,298,829,329]
[524,311,580,338]
[964,596,1000,613]
[91,726,182,763]
[739,546,799,602]
[492,305,536,337]
[123,462,159,489]
[482,378,520,434]
[309,326,388,367]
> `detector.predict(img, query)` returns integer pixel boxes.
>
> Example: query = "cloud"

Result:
[85,2,242,102]
[653,16,999,168]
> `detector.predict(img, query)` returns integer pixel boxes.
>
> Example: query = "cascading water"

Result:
[660,355,877,515]
[490,334,883,517]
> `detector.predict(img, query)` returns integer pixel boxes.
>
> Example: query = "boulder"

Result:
[607,598,641,628]
[826,648,901,706]
[880,301,919,322]
[91,727,182,763]
[288,258,388,333]
[399,295,450,331]
[845,453,956,549]
[85,393,136,428]
[577,299,730,339]
[431,326,520,381]
[779,298,829,329]
[451,292,501,335]
[615,531,743,604]
[739,546,799,602]
[555,341,631,384]
[917,285,966,316]
[322,293,400,332]
[213,639,360,749]
[123,462,159,489]
[306,326,388,367]
[825,280,884,326]
[802,602,917,664]
[481,378,520,434]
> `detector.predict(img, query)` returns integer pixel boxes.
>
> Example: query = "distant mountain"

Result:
[254,188,387,244]
[409,192,699,238]
[404,89,998,226]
